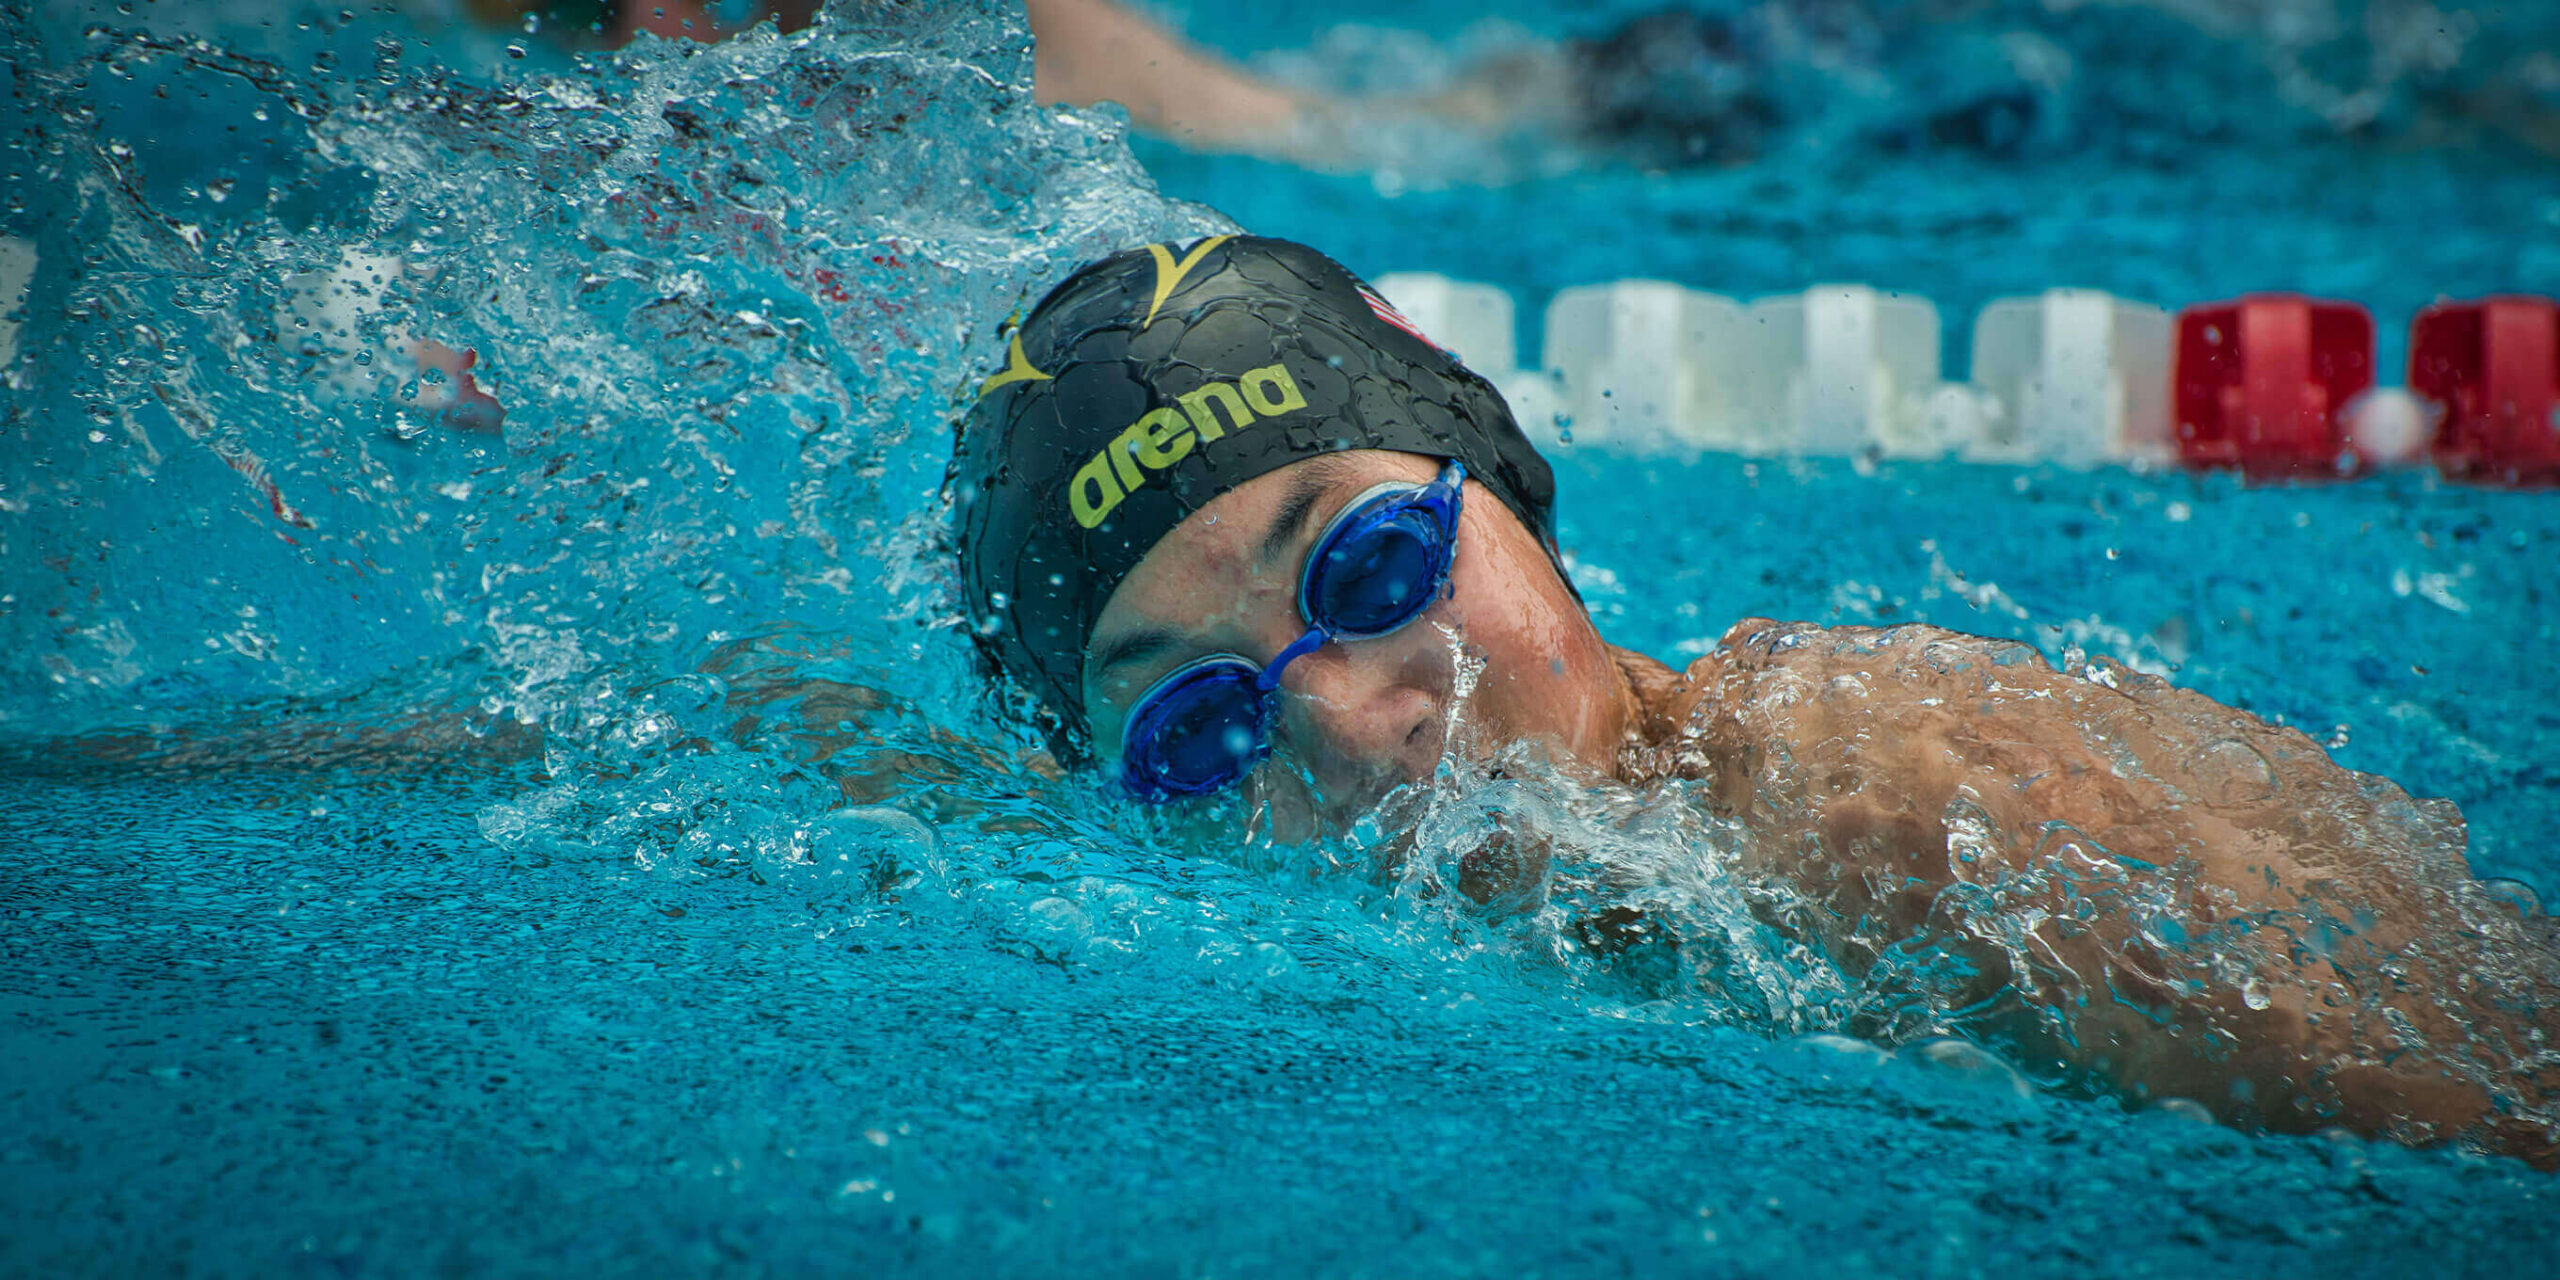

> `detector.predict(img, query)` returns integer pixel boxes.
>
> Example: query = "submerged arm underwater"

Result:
[1627,618,2558,1165]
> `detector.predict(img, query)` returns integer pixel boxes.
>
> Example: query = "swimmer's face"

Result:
[1083,450,1632,833]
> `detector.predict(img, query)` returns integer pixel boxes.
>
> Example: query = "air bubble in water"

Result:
[1764,1033,1890,1088]
[2480,877,2544,919]
[1895,1037,2033,1099]
[2147,1097,2217,1125]
[807,806,938,892]
[1021,895,1093,956]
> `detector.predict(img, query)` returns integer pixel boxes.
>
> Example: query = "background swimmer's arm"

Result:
[1020,0,1599,170]
[1026,0,1310,154]
[1669,620,2557,1166]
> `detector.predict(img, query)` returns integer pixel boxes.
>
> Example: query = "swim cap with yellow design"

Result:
[949,235,1561,757]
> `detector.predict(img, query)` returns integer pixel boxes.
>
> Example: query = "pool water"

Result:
[4,0,2558,1274]
[8,757,2558,1276]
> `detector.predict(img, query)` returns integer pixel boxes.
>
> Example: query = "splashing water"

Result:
[2,0,1221,734]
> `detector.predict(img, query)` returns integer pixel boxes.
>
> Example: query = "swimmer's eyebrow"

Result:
[1259,468,1338,566]
[1090,626,1182,679]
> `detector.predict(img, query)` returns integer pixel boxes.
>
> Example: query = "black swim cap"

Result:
[950,235,1563,755]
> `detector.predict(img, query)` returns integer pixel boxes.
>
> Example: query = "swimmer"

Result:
[950,234,2560,1166]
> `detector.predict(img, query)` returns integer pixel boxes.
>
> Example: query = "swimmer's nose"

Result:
[1272,637,1446,785]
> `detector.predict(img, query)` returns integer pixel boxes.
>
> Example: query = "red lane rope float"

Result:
[2172,294,2375,479]
[2412,295,2560,485]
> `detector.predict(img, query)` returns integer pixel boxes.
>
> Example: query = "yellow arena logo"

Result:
[1069,361,1308,529]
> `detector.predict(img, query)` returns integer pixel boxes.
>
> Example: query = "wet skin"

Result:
[1080,449,2557,1164]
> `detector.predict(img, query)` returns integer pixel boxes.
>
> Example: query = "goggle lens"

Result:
[1307,507,1445,638]
[1120,659,1270,801]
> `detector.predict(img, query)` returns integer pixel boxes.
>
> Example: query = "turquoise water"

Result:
[4,1,2558,1273]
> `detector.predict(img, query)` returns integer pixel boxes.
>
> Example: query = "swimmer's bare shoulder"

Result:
[1631,617,2419,886]
[1619,618,2558,1165]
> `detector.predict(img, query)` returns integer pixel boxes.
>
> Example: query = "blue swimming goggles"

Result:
[1118,460,1467,803]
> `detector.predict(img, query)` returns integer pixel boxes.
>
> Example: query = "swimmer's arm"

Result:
[1673,620,2555,1164]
